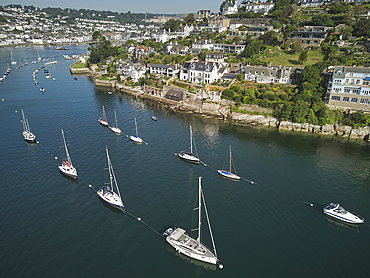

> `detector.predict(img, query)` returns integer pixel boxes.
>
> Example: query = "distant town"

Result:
[2,0,370,135]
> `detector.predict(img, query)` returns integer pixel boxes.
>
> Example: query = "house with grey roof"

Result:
[180,61,228,84]
[116,62,146,82]
[222,1,238,15]
[286,26,330,47]
[205,52,225,63]
[149,64,180,77]
[243,65,292,84]
[327,66,370,111]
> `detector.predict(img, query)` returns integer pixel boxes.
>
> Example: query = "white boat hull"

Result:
[165,228,217,265]
[110,127,121,134]
[178,151,199,163]
[98,119,108,126]
[130,135,142,143]
[217,170,240,180]
[23,131,36,143]
[323,203,364,224]
[58,163,77,179]
[97,186,124,210]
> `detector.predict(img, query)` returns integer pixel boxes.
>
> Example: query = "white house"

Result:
[116,62,146,82]
[180,61,228,84]
[243,65,292,84]
[222,1,238,15]
[149,64,180,77]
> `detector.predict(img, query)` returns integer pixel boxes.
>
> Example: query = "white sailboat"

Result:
[37,51,41,62]
[163,177,220,266]
[109,110,121,134]
[98,105,109,126]
[21,109,36,143]
[11,51,17,65]
[217,145,240,180]
[58,129,78,179]
[96,147,124,211]
[130,117,142,143]
[178,125,199,163]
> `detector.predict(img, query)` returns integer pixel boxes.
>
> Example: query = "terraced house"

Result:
[180,61,227,84]
[327,66,370,112]
[243,65,292,84]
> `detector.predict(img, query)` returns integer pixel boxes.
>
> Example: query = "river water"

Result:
[1,45,370,277]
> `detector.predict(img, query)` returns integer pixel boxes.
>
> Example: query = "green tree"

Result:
[340,25,353,40]
[92,31,101,41]
[184,13,195,24]
[198,49,207,60]
[353,19,370,38]
[290,41,302,54]
[298,49,308,64]
[164,19,182,32]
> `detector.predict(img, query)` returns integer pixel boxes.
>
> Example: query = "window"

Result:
[344,89,350,93]
[364,81,369,86]
[351,98,358,103]
[360,99,370,104]
[343,97,349,102]
[356,79,361,84]
[353,89,360,94]
[261,71,264,75]
[331,96,340,101]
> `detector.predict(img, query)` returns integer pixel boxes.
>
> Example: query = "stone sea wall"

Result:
[230,112,370,140]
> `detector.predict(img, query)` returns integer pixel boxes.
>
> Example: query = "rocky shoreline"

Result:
[71,64,370,142]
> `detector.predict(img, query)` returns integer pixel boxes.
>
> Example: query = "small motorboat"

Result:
[40,88,45,92]
[152,116,157,121]
[323,203,364,224]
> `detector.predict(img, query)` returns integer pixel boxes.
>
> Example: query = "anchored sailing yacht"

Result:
[96,147,124,211]
[98,105,109,126]
[130,117,142,143]
[21,109,36,143]
[178,125,199,163]
[58,129,77,179]
[109,110,121,134]
[163,177,220,266]
[217,145,240,180]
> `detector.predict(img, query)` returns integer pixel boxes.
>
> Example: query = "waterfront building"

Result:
[180,61,227,84]
[149,64,180,77]
[116,62,146,82]
[327,66,370,112]
[243,64,292,84]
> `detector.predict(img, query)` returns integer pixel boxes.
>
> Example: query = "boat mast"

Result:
[106,147,123,210]
[102,106,107,121]
[61,129,71,165]
[201,181,218,259]
[198,177,202,243]
[229,145,232,174]
[135,117,138,137]
[190,125,193,155]
[114,110,118,128]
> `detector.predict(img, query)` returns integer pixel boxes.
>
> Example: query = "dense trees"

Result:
[88,34,117,63]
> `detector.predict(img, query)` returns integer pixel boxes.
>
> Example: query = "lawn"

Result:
[73,62,87,68]
[261,50,324,67]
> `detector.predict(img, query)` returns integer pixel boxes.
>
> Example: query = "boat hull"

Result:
[23,131,36,143]
[165,228,217,265]
[323,203,364,224]
[217,170,240,180]
[97,186,124,211]
[110,127,121,134]
[178,151,199,164]
[98,119,108,126]
[58,164,77,179]
[130,135,142,143]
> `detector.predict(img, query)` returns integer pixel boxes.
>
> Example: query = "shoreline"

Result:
[72,65,370,142]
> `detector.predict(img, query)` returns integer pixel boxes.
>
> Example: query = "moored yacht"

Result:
[323,203,364,224]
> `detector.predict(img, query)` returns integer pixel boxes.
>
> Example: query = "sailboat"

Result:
[98,105,109,126]
[130,117,142,143]
[96,147,124,211]
[217,145,240,180]
[11,51,17,65]
[37,51,41,62]
[58,129,77,179]
[109,110,121,134]
[163,177,220,266]
[24,59,28,66]
[21,109,36,143]
[178,125,199,163]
